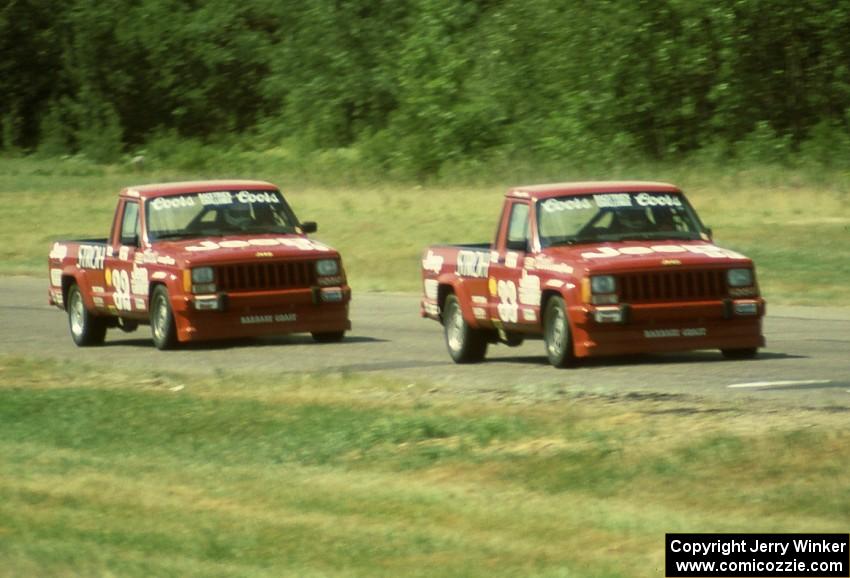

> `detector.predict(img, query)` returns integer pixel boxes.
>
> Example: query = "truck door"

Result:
[105,199,147,318]
[488,200,538,329]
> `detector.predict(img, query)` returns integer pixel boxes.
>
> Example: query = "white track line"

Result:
[728,379,832,389]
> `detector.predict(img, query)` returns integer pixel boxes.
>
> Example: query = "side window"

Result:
[506,203,530,251]
[120,202,140,246]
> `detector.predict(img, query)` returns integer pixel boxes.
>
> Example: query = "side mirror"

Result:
[702,226,713,240]
[300,221,318,234]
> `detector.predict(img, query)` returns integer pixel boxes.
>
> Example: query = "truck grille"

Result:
[618,269,727,303]
[215,261,315,292]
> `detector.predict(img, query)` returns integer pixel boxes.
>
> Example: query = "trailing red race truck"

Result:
[48,180,350,349]
[420,181,765,367]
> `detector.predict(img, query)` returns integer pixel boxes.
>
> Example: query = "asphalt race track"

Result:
[2,276,849,409]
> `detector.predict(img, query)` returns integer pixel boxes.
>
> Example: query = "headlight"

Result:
[192,267,214,283]
[727,268,753,287]
[316,259,339,276]
[591,275,616,294]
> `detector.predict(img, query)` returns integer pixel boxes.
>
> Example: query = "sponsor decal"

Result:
[152,271,168,280]
[541,197,594,212]
[471,295,488,305]
[240,313,297,325]
[106,246,114,257]
[92,296,104,306]
[50,269,62,287]
[49,243,67,261]
[505,252,519,268]
[662,259,682,266]
[150,195,196,211]
[130,265,149,296]
[236,190,279,204]
[522,309,537,322]
[518,270,541,306]
[535,258,573,275]
[593,193,632,208]
[198,191,234,205]
[545,279,564,288]
[644,327,707,339]
[523,257,536,270]
[255,251,274,258]
[490,251,499,264]
[497,280,518,323]
[148,189,282,211]
[134,298,146,310]
[422,250,444,274]
[582,244,746,260]
[77,245,106,270]
[110,268,133,311]
[424,279,439,300]
[634,192,682,207]
[92,286,105,293]
[185,238,330,253]
[119,246,130,261]
[488,277,498,296]
[457,250,489,278]
[472,307,487,320]
[157,256,176,265]
[619,246,655,256]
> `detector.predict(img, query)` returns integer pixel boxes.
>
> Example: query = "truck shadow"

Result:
[486,350,802,368]
[101,334,387,350]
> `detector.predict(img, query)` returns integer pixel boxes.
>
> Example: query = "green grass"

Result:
[1,355,848,577]
[1,155,849,303]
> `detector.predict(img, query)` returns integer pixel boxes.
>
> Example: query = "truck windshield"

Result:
[145,190,299,241]
[536,192,705,247]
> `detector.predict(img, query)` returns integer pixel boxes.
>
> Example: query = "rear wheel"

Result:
[543,296,574,368]
[442,294,487,363]
[150,285,178,350]
[67,284,107,346]
[721,347,758,360]
[312,331,345,343]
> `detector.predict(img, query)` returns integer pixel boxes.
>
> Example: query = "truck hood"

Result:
[538,239,752,273]
[148,234,338,267]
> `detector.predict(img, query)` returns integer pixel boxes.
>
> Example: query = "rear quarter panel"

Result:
[421,245,493,328]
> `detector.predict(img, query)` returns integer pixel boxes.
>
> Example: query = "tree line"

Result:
[2,0,850,173]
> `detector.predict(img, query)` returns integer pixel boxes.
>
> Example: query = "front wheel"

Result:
[442,294,487,363]
[67,284,107,346]
[150,285,178,350]
[543,296,574,368]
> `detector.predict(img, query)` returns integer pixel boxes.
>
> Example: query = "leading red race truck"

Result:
[48,180,351,349]
[420,181,765,367]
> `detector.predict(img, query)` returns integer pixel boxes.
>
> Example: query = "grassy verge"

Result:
[1,355,848,577]
[1,156,848,303]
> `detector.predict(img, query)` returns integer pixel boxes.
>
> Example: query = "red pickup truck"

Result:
[420,181,765,367]
[48,180,351,349]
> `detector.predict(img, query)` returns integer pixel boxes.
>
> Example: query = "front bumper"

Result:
[568,298,766,357]
[172,286,351,342]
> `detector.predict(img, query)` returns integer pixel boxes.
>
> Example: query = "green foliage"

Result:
[3,0,850,173]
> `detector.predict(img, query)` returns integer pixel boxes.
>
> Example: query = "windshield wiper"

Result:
[545,236,599,247]
[152,231,200,240]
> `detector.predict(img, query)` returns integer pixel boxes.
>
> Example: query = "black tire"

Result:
[442,294,487,363]
[67,284,107,346]
[721,347,758,360]
[543,296,574,368]
[312,331,346,343]
[150,285,178,350]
